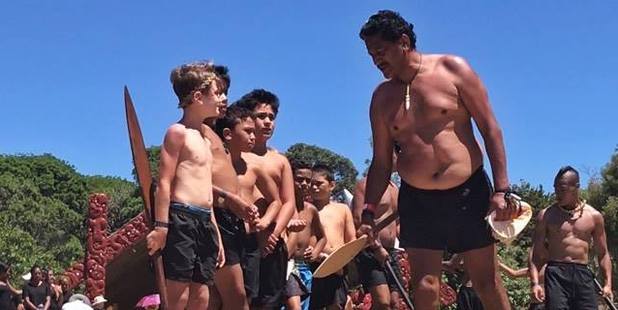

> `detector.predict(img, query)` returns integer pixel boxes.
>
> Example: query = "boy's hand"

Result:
[303,246,318,262]
[146,228,167,256]
[255,218,270,232]
[262,233,279,256]
[287,219,307,232]
[217,243,226,268]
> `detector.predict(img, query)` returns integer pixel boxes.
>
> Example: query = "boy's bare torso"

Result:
[291,202,319,259]
[374,54,483,189]
[171,124,214,208]
[319,202,354,254]
[202,125,239,208]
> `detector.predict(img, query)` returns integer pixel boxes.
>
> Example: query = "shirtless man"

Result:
[352,161,402,310]
[529,166,612,309]
[358,10,516,310]
[206,66,260,310]
[309,164,356,310]
[236,89,297,309]
[284,160,327,310]
[146,61,226,310]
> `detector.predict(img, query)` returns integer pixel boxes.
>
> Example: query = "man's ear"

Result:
[329,180,336,192]
[223,128,233,142]
[400,34,411,50]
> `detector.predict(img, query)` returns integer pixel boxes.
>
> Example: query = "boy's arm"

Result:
[310,206,328,260]
[255,167,282,230]
[499,262,529,278]
[211,209,225,268]
[529,209,548,287]
[593,211,612,295]
[147,125,185,255]
[271,156,296,238]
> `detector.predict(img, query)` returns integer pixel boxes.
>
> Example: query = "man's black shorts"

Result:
[545,261,597,310]
[398,167,495,253]
[162,202,218,285]
[214,207,245,266]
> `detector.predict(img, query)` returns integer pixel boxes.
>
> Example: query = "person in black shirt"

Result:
[1,261,22,310]
[22,265,50,310]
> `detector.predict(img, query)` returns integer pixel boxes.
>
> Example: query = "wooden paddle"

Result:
[313,211,399,278]
[124,86,168,309]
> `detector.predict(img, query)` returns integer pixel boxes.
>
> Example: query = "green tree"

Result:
[285,143,358,197]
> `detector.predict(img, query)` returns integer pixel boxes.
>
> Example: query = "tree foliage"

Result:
[285,143,358,197]
[0,154,142,282]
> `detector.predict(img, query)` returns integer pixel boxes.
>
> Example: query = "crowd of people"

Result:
[1,9,614,310]
[0,263,108,310]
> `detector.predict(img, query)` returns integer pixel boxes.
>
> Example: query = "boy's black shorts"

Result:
[162,202,218,285]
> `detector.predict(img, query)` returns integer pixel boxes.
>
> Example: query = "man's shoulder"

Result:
[436,54,474,76]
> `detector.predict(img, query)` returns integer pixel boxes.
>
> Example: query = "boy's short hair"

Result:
[214,65,231,94]
[236,89,280,116]
[214,104,255,140]
[170,61,219,108]
[290,159,312,173]
[312,163,335,182]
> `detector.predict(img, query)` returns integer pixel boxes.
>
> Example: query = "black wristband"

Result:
[154,221,169,228]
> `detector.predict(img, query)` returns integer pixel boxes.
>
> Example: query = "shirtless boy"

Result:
[529,166,612,309]
[236,90,297,309]
[284,160,327,310]
[206,66,260,310]
[146,61,226,310]
[358,10,515,309]
[351,154,402,310]
[309,164,356,310]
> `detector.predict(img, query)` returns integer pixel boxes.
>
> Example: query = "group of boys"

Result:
[146,61,393,310]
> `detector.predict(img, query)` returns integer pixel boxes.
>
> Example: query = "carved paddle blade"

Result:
[124,86,168,310]
[124,86,154,224]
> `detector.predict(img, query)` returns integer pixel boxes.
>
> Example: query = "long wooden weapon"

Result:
[124,86,168,309]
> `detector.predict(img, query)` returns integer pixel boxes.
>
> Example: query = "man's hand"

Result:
[146,228,167,256]
[602,285,614,301]
[371,243,389,265]
[490,192,518,221]
[255,217,270,232]
[531,284,545,303]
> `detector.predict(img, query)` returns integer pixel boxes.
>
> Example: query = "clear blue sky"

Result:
[1,1,617,191]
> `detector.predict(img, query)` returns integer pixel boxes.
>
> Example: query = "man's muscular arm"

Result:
[352,179,367,228]
[365,85,394,217]
[593,210,613,298]
[447,56,512,220]
[529,209,548,301]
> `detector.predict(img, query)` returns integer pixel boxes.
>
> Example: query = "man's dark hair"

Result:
[0,261,9,274]
[359,10,417,49]
[312,163,335,182]
[237,89,280,116]
[554,166,580,186]
[290,159,312,173]
[214,65,231,94]
[214,104,255,140]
